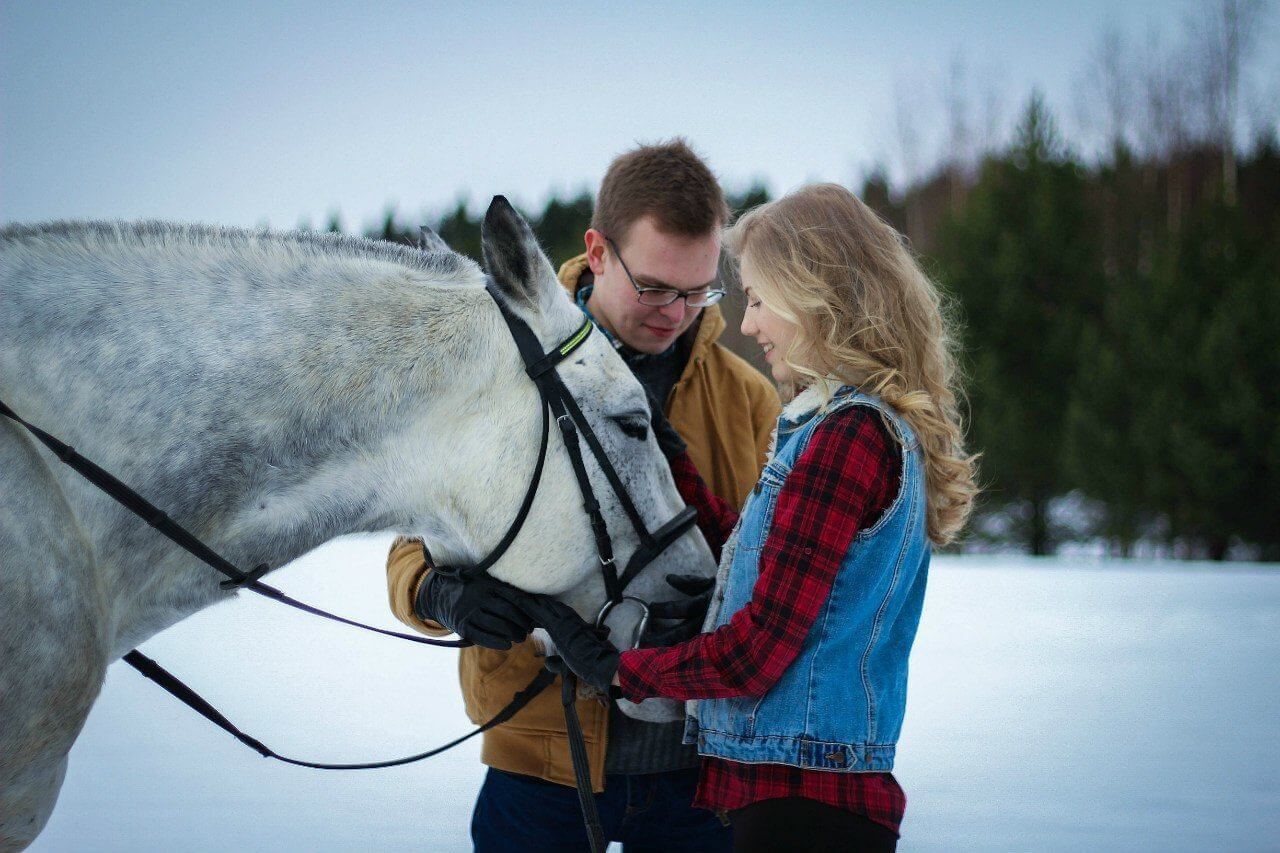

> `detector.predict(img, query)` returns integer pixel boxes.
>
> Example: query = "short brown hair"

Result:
[592,138,729,245]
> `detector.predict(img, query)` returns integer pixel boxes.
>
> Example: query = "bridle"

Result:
[435,282,697,626]
[422,283,698,850]
[0,281,698,853]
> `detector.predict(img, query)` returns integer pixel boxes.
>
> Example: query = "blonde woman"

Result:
[532,183,978,851]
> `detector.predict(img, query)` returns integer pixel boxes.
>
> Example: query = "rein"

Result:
[1,282,698,853]
[0,396,468,648]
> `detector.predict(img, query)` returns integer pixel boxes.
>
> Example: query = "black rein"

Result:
[1,283,699,853]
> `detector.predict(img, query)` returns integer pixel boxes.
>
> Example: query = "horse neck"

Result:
[92,279,521,650]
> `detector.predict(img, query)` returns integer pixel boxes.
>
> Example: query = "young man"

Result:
[386,140,780,850]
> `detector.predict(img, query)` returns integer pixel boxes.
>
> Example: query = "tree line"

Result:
[312,4,1276,561]
[920,97,1277,561]
[896,1,1279,560]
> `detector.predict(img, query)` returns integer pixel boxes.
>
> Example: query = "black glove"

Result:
[414,566,537,650]
[641,573,714,647]
[644,386,687,460]
[520,596,620,693]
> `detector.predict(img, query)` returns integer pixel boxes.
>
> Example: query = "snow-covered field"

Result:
[29,537,1280,852]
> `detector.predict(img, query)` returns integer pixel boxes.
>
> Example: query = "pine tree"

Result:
[533,192,594,266]
[935,93,1102,554]
[434,198,483,263]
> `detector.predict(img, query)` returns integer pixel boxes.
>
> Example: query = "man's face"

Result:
[584,215,721,355]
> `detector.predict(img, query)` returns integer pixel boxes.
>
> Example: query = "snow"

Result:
[28,537,1280,852]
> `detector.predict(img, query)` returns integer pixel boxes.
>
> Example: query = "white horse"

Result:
[0,197,715,850]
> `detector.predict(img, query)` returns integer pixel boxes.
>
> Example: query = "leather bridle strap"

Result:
[123,648,557,770]
[546,380,697,592]
[561,673,607,852]
[546,375,651,543]
[535,359,697,602]
[440,397,552,580]
[483,284,697,608]
[441,297,596,582]
[549,393,622,601]
[0,397,468,649]
[619,505,699,591]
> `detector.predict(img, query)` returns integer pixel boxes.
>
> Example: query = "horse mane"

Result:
[0,219,478,283]
[1,217,505,436]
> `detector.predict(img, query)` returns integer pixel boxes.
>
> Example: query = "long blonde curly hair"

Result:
[725,183,978,546]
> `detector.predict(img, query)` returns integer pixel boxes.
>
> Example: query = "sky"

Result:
[2,0,1274,231]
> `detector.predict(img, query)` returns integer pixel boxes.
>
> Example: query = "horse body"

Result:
[0,203,715,849]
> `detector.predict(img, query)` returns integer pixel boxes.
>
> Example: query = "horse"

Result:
[0,197,716,849]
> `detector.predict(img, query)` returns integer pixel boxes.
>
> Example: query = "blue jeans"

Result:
[471,767,733,852]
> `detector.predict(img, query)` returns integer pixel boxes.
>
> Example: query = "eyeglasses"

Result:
[603,235,725,308]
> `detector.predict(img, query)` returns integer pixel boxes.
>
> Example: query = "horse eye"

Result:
[612,414,650,442]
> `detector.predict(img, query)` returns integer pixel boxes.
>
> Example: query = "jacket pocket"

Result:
[737,694,766,734]
[738,461,787,553]
[474,645,526,686]
[461,641,543,722]
[699,690,765,738]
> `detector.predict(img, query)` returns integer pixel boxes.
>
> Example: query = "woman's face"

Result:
[738,255,802,384]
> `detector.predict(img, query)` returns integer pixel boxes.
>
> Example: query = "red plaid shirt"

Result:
[618,406,907,834]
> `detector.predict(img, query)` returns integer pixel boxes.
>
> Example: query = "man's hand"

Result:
[415,567,537,650]
[520,596,620,693]
[641,573,714,647]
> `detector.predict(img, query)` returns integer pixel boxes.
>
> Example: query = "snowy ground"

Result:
[29,537,1280,852]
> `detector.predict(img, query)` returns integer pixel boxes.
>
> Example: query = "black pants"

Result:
[472,767,732,851]
[729,797,898,853]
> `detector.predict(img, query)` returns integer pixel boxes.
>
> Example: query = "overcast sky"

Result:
[2,1,1274,231]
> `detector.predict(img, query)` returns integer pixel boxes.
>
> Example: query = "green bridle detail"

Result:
[558,317,594,357]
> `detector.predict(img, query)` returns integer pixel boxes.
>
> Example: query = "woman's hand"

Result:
[520,596,620,693]
[641,573,714,646]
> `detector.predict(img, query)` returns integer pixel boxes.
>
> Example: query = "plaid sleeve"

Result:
[669,450,739,560]
[694,759,907,835]
[620,407,900,701]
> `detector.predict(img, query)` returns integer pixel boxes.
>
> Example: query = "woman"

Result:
[535,183,978,851]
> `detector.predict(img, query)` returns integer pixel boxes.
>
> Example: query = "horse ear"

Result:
[481,195,558,312]
[417,225,450,253]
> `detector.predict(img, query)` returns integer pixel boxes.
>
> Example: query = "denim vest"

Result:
[683,386,930,773]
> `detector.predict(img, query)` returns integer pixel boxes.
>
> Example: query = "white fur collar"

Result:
[781,382,837,421]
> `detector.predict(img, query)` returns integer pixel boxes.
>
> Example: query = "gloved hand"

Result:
[644,387,687,460]
[414,565,537,650]
[641,573,714,647]
[520,596,620,693]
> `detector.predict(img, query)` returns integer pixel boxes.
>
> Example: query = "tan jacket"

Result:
[385,253,780,790]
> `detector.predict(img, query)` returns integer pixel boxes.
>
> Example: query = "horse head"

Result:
[407,197,718,721]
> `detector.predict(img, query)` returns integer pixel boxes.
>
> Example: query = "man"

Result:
[386,140,780,850]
